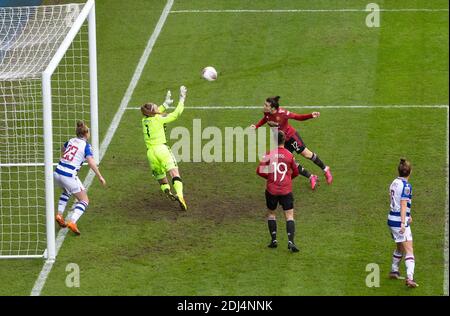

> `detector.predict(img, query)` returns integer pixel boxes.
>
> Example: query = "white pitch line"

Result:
[126,104,449,110]
[444,106,449,296]
[30,0,174,297]
[170,9,449,14]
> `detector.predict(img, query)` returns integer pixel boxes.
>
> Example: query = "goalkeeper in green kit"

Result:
[141,85,188,211]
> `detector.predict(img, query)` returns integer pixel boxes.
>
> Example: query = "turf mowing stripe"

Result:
[29,0,174,297]
[445,106,449,296]
[126,105,449,110]
[170,9,449,14]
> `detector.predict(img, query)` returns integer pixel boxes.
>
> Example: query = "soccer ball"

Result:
[202,66,217,81]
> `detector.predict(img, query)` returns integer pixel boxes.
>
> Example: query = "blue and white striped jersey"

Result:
[55,137,93,177]
[388,177,412,228]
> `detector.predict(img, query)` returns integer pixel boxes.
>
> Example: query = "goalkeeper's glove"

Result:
[163,90,173,108]
[179,85,187,103]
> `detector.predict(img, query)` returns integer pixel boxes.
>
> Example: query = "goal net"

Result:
[0,0,98,260]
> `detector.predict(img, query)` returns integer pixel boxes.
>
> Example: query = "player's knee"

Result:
[302,148,313,159]
[158,178,169,185]
[284,210,294,221]
[267,212,276,220]
[169,168,180,178]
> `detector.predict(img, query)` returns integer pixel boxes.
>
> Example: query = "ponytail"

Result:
[76,121,89,138]
[266,96,281,109]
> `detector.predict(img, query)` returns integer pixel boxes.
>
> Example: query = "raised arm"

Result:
[286,111,315,121]
[159,86,187,124]
[158,90,173,113]
[251,116,268,129]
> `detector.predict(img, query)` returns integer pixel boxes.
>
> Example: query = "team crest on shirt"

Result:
[404,186,411,195]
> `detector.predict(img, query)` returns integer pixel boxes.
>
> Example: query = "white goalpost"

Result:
[0,0,98,261]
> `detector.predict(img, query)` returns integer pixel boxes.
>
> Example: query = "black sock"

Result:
[286,220,295,243]
[172,176,182,185]
[297,164,312,178]
[268,219,277,241]
[310,153,326,170]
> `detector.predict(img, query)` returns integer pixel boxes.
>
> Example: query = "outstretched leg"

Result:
[296,163,318,190]
[284,134,318,189]
[301,148,333,184]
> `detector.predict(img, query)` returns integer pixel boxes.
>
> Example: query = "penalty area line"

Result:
[30,0,175,297]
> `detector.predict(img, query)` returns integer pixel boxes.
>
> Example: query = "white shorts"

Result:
[54,172,85,195]
[389,226,413,243]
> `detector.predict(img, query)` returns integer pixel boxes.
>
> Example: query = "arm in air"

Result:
[251,116,268,129]
[287,111,320,121]
[159,86,187,124]
[158,90,173,113]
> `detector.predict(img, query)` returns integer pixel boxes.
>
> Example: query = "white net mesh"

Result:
[0,3,89,257]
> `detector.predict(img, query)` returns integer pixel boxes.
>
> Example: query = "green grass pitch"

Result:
[0,0,448,295]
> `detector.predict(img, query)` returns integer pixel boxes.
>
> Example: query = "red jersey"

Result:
[254,108,313,139]
[256,147,299,195]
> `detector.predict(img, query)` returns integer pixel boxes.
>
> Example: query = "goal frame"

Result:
[0,0,98,261]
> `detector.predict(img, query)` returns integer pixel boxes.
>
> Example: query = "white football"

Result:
[202,66,217,81]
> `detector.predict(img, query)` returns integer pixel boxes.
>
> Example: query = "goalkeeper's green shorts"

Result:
[146,144,178,180]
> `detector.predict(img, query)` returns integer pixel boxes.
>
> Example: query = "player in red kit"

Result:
[251,96,333,190]
[256,131,300,252]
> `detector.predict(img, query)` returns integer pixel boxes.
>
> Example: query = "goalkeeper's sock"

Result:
[172,177,184,198]
[57,192,71,214]
[71,201,88,223]
[160,183,171,193]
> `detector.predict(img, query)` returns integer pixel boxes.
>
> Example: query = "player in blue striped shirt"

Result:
[387,158,418,288]
[54,121,106,235]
